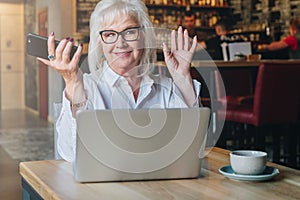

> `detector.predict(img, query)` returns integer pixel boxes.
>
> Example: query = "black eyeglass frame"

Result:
[99,26,142,44]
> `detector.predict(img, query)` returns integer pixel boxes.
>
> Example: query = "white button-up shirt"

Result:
[56,64,201,162]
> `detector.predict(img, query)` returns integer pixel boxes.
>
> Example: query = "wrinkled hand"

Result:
[162,26,197,79]
[37,32,83,84]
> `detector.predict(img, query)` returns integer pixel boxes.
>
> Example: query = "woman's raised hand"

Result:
[162,26,197,79]
[162,26,198,107]
[37,32,83,84]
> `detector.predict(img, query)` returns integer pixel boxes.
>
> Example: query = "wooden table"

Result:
[20,147,300,200]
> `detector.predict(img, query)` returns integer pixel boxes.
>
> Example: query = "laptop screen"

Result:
[74,108,210,182]
[228,42,252,61]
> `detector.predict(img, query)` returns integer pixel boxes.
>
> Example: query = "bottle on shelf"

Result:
[155,0,162,5]
[223,0,228,7]
[176,10,182,26]
[265,24,271,37]
[145,0,231,30]
[195,11,201,27]
[145,0,229,7]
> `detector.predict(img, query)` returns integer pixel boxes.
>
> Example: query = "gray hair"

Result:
[88,0,157,75]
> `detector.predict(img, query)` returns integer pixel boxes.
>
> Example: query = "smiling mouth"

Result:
[114,51,133,56]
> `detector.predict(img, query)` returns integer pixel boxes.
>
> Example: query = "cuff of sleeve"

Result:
[192,79,201,107]
[172,82,186,107]
[62,89,88,112]
[62,90,74,113]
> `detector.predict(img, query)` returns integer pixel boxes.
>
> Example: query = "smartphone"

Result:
[26,32,78,60]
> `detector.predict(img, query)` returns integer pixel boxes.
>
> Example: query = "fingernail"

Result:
[80,43,83,47]
[69,38,74,42]
[50,31,54,36]
[66,37,70,40]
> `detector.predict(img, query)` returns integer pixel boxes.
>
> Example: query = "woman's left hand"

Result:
[162,26,197,79]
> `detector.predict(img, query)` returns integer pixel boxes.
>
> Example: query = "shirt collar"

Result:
[102,61,122,87]
[102,61,154,88]
[140,73,154,86]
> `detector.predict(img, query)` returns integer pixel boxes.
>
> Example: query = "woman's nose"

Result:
[115,35,128,48]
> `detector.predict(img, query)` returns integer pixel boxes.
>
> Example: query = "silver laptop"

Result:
[228,42,252,61]
[74,107,210,182]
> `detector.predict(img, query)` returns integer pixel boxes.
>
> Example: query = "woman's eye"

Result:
[104,32,116,38]
[125,30,136,35]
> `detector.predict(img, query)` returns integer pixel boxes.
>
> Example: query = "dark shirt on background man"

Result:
[199,19,244,60]
[205,34,244,60]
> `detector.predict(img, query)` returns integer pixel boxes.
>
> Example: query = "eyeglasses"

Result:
[99,27,141,44]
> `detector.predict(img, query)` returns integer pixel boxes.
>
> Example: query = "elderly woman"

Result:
[38,0,200,162]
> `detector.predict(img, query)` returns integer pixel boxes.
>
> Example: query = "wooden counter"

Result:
[192,60,260,67]
[156,59,300,68]
[20,147,300,200]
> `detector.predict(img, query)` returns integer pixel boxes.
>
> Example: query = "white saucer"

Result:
[219,166,279,181]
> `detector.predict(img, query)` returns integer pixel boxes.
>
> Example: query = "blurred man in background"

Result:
[183,11,206,41]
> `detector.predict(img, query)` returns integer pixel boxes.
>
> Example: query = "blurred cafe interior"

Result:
[0,0,300,199]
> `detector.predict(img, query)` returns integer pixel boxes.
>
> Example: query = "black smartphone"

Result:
[26,32,78,60]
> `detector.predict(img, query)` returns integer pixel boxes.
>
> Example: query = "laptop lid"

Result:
[228,42,252,61]
[74,107,210,182]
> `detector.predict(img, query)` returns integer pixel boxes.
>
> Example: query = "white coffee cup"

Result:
[230,150,267,175]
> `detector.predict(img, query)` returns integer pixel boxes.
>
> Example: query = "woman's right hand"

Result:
[37,32,83,85]
[37,32,87,112]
